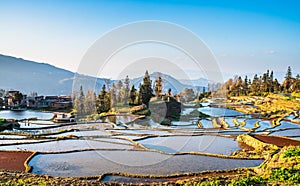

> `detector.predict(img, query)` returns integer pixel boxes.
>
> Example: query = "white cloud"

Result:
[265,50,277,55]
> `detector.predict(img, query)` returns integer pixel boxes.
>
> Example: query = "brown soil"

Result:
[252,135,300,147]
[0,151,33,172]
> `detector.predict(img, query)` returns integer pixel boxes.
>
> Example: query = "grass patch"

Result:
[133,109,151,116]
[292,92,300,98]
[269,168,300,183]
[228,176,264,186]
[281,147,300,158]
[0,118,7,124]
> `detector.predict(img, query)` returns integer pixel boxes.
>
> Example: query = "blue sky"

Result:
[0,0,299,81]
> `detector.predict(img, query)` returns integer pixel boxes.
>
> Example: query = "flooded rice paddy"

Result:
[137,135,239,155]
[0,106,299,178]
[29,150,262,177]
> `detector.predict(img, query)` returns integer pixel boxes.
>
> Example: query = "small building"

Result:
[52,101,72,109]
[58,95,72,102]
[27,96,44,108]
[53,112,76,123]
[45,96,59,100]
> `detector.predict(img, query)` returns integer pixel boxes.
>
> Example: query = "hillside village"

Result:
[0,90,72,110]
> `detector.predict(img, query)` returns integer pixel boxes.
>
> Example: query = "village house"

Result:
[4,90,27,109]
[34,95,72,109]
[1,90,73,110]
[27,96,44,108]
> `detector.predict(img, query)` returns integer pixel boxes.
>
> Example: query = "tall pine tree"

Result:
[129,85,137,105]
[139,70,153,106]
[96,85,111,113]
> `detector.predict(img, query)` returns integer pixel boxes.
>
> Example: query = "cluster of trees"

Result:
[180,87,210,102]
[223,66,300,96]
[73,71,156,116]
[74,70,216,116]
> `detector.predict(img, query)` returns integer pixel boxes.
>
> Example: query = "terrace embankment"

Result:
[227,93,300,120]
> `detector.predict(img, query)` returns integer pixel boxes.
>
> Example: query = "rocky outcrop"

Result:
[149,97,181,125]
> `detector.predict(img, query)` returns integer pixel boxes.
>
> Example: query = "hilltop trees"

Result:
[74,71,156,116]
[223,66,299,96]
[282,66,295,93]
[74,67,299,117]
[129,85,138,105]
[74,86,97,116]
[109,83,117,108]
[84,90,97,115]
[139,70,153,106]
[123,75,130,104]
[96,85,111,114]
[75,86,85,116]
[294,74,300,91]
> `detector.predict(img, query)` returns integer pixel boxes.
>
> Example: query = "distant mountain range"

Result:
[0,54,208,95]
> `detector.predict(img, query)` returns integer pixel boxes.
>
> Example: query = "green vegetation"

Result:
[198,91,212,101]
[73,71,154,118]
[139,70,153,106]
[269,168,300,183]
[131,108,151,116]
[228,93,300,119]
[160,120,169,125]
[291,92,300,98]
[227,176,265,186]
[0,118,7,124]
[223,66,300,96]
[234,134,278,158]
[73,71,184,123]
[281,147,300,158]
[96,84,111,114]
[176,146,300,185]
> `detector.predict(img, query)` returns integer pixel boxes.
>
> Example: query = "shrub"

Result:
[281,148,300,158]
[269,168,300,183]
[228,176,264,186]
[0,118,6,124]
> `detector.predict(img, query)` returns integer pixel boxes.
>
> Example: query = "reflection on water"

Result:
[29,150,263,177]
[0,134,27,139]
[256,120,271,131]
[108,129,171,136]
[270,121,300,131]
[242,119,259,129]
[181,108,195,115]
[137,135,240,155]
[0,110,54,120]
[0,139,49,145]
[270,129,300,138]
[198,107,243,117]
[0,139,134,152]
[0,106,298,179]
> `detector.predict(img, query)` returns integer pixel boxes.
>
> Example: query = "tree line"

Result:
[74,70,210,116]
[73,70,158,116]
[223,66,300,96]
